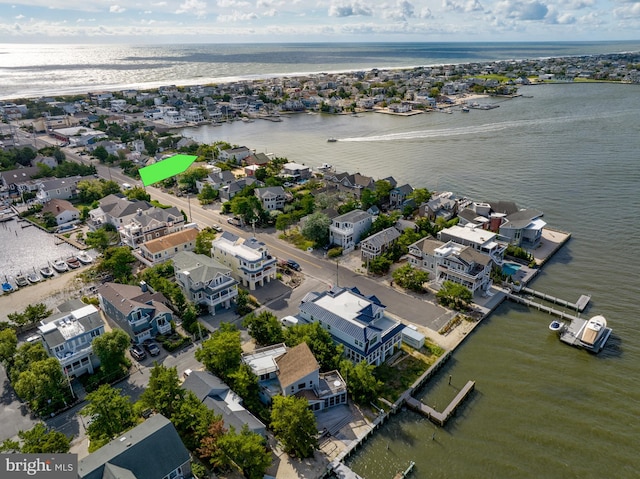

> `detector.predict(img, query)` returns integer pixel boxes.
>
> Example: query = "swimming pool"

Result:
[502,262,522,277]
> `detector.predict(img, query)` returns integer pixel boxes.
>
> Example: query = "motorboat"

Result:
[27,271,42,284]
[2,280,14,293]
[579,315,611,351]
[66,256,81,269]
[461,106,470,113]
[327,137,337,142]
[77,252,93,265]
[317,163,333,171]
[14,274,29,288]
[549,320,564,332]
[40,265,55,278]
[52,259,69,273]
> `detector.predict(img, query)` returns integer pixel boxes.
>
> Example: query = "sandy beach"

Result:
[0,266,91,324]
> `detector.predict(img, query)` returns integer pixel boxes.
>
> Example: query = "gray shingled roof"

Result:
[361,227,401,249]
[172,251,232,284]
[502,208,544,229]
[78,414,189,479]
[333,209,372,223]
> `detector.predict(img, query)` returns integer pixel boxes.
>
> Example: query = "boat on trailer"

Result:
[77,252,93,265]
[40,265,55,278]
[52,259,69,273]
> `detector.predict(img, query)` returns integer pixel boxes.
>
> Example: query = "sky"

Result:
[0,0,639,44]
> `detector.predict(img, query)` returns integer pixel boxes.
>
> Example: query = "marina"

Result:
[555,315,612,354]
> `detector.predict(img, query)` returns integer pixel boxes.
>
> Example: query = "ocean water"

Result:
[181,81,640,478]
[2,42,640,477]
[2,41,640,100]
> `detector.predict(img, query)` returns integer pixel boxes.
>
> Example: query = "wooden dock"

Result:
[506,292,585,322]
[406,380,475,426]
[520,287,590,312]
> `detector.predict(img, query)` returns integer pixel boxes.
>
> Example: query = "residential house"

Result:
[210,231,277,290]
[172,251,238,314]
[182,371,266,436]
[360,226,401,261]
[97,282,173,344]
[254,186,286,211]
[196,168,236,193]
[136,227,199,267]
[219,146,251,164]
[35,176,89,203]
[0,166,41,197]
[282,162,312,180]
[325,171,376,199]
[41,198,80,226]
[78,414,192,479]
[498,208,546,248]
[30,155,58,169]
[218,177,263,203]
[275,342,347,412]
[437,224,507,265]
[408,237,492,295]
[37,303,105,378]
[420,194,458,221]
[244,152,271,167]
[298,286,404,366]
[389,184,414,209]
[329,209,373,253]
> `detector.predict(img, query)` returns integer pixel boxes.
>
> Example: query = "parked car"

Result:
[212,224,223,232]
[129,345,146,361]
[286,259,301,271]
[144,341,161,356]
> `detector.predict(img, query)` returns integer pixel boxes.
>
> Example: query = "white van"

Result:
[122,183,133,190]
[280,316,299,327]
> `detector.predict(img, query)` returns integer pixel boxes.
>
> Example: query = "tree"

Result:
[0,423,71,453]
[392,264,430,293]
[300,211,331,246]
[195,323,242,380]
[92,329,130,380]
[284,322,343,371]
[84,228,114,253]
[275,212,296,235]
[367,254,392,275]
[360,188,377,210]
[7,303,52,329]
[196,417,228,470]
[9,342,49,384]
[82,384,136,452]
[242,311,284,346]
[340,359,382,404]
[231,195,264,227]
[409,187,431,205]
[99,246,137,283]
[124,186,151,202]
[374,179,393,204]
[0,328,17,365]
[198,183,219,204]
[218,426,272,479]
[194,227,217,255]
[139,364,185,419]
[13,357,69,414]
[179,166,209,193]
[93,146,109,163]
[226,363,262,412]
[270,395,317,458]
[436,280,473,310]
[172,391,219,451]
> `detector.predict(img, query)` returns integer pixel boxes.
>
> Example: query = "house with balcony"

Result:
[173,251,238,315]
[420,194,458,221]
[97,282,173,344]
[182,371,266,436]
[360,226,401,261]
[118,206,185,248]
[298,286,404,366]
[136,227,199,267]
[210,231,277,290]
[329,209,373,253]
[437,224,507,266]
[35,176,89,203]
[408,237,492,295]
[218,177,263,202]
[218,146,251,164]
[281,162,312,180]
[497,208,546,248]
[254,186,286,211]
[242,342,347,412]
[389,184,414,209]
[78,414,192,479]
[37,303,105,378]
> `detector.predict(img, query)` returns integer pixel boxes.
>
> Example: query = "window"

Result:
[297,382,306,390]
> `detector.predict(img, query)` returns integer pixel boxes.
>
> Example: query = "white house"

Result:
[254,186,286,211]
[37,304,105,378]
[298,286,404,366]
[438,224,507,266]
[41,198,79,225]
[329,210,373,253]
[210,231,277,290]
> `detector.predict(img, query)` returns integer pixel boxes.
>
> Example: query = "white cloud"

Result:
[443,0,484,13]
[613,2,640,18]
[15,14,25,19]
[217,0,251,7]
[109,5,126,14]
[328,2,373,17]
[496,0,549,20]
[217,11,259,22]
[176,0,208,17]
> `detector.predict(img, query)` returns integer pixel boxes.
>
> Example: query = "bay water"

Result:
[182,82,640,478]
